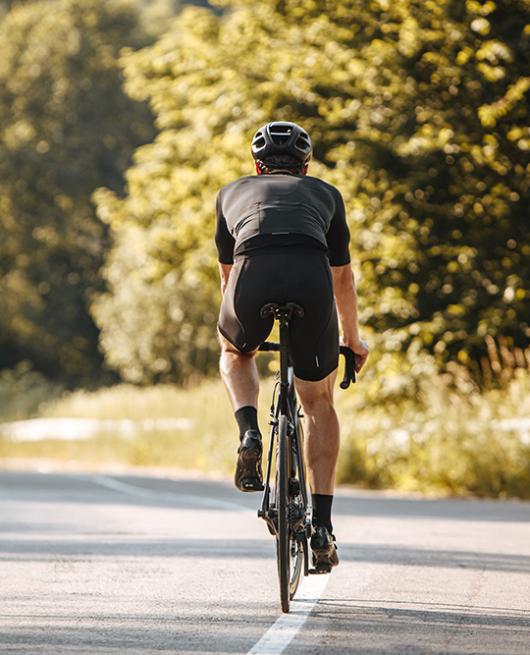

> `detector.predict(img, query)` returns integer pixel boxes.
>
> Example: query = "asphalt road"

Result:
[0,470,529,654]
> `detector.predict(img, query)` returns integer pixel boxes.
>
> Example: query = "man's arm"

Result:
[218,263,232,294]
[331,264,369,371]
[215,191,235,291]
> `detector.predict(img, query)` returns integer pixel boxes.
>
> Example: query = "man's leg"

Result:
[295,369,340,569]
[218,331,259,411]
[219,331,264,491]
[295,369,339,496]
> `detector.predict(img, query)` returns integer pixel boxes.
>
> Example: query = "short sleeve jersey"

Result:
[215,174,350,266]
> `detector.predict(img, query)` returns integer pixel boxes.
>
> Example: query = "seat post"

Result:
[278,316,290,415]
[259,302,304,416]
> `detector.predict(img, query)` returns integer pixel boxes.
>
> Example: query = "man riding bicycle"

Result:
[215,121,369,571]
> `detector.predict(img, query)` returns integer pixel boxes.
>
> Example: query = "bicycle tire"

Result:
[292,411,309,582]
[276,413,290,613]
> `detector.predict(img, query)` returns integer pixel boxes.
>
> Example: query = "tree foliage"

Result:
[94,0,528,385]
[0,0,155,384]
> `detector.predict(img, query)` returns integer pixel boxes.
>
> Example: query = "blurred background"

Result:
[0,0,528,497]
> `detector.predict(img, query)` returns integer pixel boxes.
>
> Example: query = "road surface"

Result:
[0,470,529,654]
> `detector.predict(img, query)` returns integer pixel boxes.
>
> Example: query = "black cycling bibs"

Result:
[218,251,339,381]
[215,174,351,266]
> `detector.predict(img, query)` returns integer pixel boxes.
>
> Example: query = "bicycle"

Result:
[257,302,356,613]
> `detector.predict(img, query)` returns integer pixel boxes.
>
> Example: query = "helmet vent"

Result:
[251,121,312,166]
[271,124,293,133]
[295,136,311,152]
[270,124,293,145]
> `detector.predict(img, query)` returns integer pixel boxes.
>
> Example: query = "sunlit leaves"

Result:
[96,0,529,385]
[0,0,155,383]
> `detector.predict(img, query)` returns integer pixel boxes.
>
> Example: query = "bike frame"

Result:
[258,304,312,596]
[258,305,311,546]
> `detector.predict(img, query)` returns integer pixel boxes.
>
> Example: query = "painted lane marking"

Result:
[88,473,328,653]
[88,475,252,513]
[247,573,330,655]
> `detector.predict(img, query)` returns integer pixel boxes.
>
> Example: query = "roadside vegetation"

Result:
[1,1,528,499]
[1,346,528,499]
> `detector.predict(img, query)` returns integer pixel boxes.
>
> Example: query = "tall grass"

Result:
[1,343,528,498]
[335,341,530,498]
[0,378,274,474]
[336,370,530,498]
[0,363,63,421]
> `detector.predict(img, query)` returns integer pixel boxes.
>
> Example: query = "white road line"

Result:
[92,475,156,498]
[247,574,330,655]
[89,472,328,653]
[89,475,252,513]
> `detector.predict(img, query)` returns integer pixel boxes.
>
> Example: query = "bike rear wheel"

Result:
[276,414,305,613]
[276,414,290,612]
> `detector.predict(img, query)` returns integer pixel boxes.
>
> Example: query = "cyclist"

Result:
[215,121,369,571]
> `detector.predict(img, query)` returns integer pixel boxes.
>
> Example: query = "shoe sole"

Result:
[235,447,264,492]
[311,546,339,573]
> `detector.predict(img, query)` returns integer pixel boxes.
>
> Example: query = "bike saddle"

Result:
[260,302,305,320]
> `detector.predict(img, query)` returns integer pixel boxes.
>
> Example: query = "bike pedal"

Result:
[308,566,331,575]
[266,521,277,537]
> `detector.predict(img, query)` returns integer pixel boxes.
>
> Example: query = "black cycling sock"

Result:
[235,406,259,439]
[312,494,333,534]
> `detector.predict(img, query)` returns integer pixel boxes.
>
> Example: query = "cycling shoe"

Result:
[310,526,339,573]
[235,430,264,492]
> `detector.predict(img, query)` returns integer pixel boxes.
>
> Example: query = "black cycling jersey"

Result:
[215,174,350,266]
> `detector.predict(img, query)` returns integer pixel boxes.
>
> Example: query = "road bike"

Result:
[257,302,356,613]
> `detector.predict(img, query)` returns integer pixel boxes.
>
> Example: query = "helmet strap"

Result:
[255,161,268,175]
[255,159,308,175]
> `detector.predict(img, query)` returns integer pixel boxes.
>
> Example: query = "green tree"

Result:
[0,0,155,384]
[95,0,529,385]
[0,0,17,13]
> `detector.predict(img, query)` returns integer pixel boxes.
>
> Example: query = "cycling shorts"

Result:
[218,250,339,381]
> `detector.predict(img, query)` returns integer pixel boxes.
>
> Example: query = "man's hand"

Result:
[341,337,369,372]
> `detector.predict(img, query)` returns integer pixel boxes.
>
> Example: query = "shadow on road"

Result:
[1,535,530,574]
[292,601,530,655]
[0,606,275,654]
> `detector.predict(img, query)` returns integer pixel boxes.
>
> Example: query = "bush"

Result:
[336,367,530,499]
[0,363,63,421]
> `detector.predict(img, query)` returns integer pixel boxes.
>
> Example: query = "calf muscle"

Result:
[295,370,339,495]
